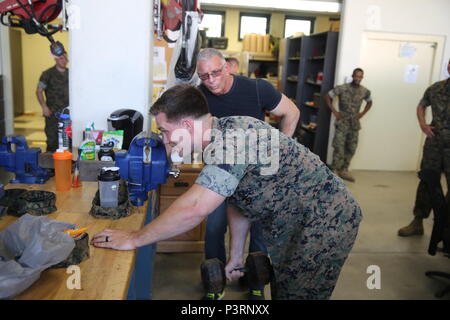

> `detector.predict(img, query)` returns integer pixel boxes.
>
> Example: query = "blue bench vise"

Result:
[115,133,179,206]
[0,135,50,184]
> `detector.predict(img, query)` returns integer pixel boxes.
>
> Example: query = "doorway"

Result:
[351,32,444,171]
[8,29,69,151]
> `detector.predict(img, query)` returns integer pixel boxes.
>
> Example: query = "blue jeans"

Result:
[204,202,267,264]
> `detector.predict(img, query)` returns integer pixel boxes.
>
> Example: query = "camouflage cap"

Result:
[13,191,57,217]
[89,180,131,220]
[0,189,56,217]
[51,233,90,268]
[0,189,27,215]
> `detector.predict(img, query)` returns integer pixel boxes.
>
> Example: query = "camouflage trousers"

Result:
[261,183,362,299]
[45,115,59,152]
[332,126,359,171]
[413,130,450,219]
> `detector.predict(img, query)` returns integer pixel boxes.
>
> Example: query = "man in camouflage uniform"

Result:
[324,68,373,182]
[36,52,69,152]
[398,59,450,237]
[92,85,362,299]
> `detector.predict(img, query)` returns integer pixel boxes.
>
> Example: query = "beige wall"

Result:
[204,6,339,52]
[330,0,450,169]
[11,29,69,114]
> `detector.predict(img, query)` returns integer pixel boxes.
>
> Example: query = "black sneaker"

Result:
[249,289,265,300]
[202,291,225,300]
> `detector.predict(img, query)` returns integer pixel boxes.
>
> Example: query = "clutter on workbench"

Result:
[80,126,96,160]
[98,142,115,162]
[89,180,131,220]
[101,130,124,150]
[56,107,72,151]
[107,109,144,150]
[52,228,90,269]
[0,188,27,215]
[71,149,82,188]
[115,132,178,206]
[0,214,75,299]
[98,167,120,207]
[0,135,50,184]
[53,149,72,191]
[7,190,56,217]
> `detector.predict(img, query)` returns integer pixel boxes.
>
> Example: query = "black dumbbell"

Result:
[200,258,226,294]
[200,251,273,294]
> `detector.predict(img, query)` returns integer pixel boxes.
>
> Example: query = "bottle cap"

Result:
[53,150,72,160]
[98,168,120,181]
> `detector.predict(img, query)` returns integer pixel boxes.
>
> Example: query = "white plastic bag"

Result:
[0,214,75,299]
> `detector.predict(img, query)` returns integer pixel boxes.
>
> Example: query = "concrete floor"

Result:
[152,170,450,300]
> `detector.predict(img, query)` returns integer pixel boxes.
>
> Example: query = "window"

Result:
[199,10,225,38]
[239,13,271,40]
[284,16,315,38]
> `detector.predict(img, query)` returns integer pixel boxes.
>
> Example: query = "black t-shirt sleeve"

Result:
[257,79,282,112]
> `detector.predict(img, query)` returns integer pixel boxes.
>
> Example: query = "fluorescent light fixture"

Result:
[200,0,341,13]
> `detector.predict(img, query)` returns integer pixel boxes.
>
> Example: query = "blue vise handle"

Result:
[115,133,179,206]
[0,135,50,184]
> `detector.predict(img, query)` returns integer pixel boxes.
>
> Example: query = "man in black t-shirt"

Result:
[196,48,299,300]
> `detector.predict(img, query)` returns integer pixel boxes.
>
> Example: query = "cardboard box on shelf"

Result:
[330,21,340,32]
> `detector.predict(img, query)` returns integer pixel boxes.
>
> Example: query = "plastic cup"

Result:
[98,167,120,207]
[53,149,73,191]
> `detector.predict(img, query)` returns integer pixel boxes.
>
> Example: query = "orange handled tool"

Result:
[64,227,89,239]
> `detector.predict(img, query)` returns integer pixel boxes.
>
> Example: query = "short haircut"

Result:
[197,48,226,64]
[150,85,209,123]
[225,57,239,66]
[352,68,364,76]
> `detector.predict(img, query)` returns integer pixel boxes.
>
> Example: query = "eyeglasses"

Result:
[198,64,225,81]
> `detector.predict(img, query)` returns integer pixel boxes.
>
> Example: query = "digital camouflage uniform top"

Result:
[38,66,69,152]
[414,78,450,218]
[38,66,69,112]
[196,116,362,299]
[329,83,372,171]
[420,78,450,131]
[328,83,372,131]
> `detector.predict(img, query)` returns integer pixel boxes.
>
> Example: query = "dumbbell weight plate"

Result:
[245,251,273,287]
[200,258,226,294]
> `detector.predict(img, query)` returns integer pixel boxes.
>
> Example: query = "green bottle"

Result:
[80,128,96,160]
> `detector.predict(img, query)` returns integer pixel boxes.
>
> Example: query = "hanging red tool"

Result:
[154,0,203,43]
[0,0,66,56]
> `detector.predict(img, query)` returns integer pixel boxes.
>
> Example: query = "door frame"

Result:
[361,31,445,170]
[0,26,14,136]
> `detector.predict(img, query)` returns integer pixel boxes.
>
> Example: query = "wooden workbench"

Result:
[0,179,157,300]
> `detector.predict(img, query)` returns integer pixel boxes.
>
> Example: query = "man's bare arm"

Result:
[356,101,373,119]
[91,184,225,250]
[269,94,300,137]
[324,92,342,120]
[417,104,434,138]
[36,88,52,117]
[224,205,251,281]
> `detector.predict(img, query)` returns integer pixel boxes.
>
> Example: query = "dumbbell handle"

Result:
[233,267,248,273]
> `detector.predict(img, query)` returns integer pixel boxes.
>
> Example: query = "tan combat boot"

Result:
[339,169,355,182]
[398,218,424,237]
